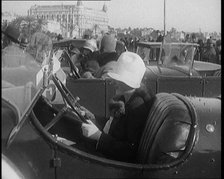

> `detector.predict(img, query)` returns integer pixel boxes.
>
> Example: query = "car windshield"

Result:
[137,43,198,67]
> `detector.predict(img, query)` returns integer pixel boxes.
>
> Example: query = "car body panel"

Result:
[156,77,203,96]
[2,88,221,178]
[203,77,221,97]
[2,98,55,179]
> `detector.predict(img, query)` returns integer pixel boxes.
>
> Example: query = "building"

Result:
[28,0,109,38]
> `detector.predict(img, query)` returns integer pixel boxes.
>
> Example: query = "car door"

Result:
[157,76,203,97]
[203,76,221,97]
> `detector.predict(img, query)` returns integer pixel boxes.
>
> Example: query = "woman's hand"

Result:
[81,120,102,141]
[80,106,96,124]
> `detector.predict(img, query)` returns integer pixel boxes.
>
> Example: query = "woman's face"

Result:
[113,80,133,96]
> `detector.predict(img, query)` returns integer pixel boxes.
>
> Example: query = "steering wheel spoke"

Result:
[44,106,68,130]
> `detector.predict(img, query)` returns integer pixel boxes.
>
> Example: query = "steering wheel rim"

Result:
[51,74,87,120]
[41,74,87,131]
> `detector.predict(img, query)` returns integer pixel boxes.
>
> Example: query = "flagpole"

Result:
[158,0,166,66]
[164,0,166,37]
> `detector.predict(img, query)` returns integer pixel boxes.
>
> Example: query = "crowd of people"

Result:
[198,38,221,64]
[114,32,221,65]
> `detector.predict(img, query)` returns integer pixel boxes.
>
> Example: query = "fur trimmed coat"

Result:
[96,85,154,162]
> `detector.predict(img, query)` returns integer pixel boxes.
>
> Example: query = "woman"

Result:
[81,52,154,162]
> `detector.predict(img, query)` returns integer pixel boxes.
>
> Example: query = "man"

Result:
[81,38,98,56]
[78,39,100,77]
[215,39,221,64]
[81,52,154,162]
[93,34,119,78]
[2,24,32,68]
[115,40,127,57]
[191,33,197,43]
[202,39,217,63]
[97,34,119,67]
[81,34,119,79]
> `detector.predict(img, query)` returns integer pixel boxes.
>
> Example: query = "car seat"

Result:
[137,93,193,164]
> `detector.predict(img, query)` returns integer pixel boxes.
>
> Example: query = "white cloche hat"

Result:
[108,52,146,88]
[83,39,97,52]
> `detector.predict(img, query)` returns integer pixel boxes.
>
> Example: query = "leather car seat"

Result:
[137,93,192,164]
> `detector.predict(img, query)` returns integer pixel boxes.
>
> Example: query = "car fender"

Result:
[2,154,25,179]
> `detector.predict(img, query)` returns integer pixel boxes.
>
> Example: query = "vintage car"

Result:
[53,40,221,102]
[2,48,221,179]
[136,42,221,97]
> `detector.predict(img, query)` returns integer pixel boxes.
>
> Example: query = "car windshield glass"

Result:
[137,43,197,67]
[137,47,157,64]
[161,44,196,67]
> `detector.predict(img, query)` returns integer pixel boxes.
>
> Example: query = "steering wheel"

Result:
[43,74,87,131]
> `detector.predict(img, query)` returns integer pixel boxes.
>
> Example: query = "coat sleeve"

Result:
[96,132,137,162]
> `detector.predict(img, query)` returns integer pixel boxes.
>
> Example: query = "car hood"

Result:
[193,61,221,72]
[145,65,192,78]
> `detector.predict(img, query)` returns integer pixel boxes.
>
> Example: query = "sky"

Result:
[2,0,221,33]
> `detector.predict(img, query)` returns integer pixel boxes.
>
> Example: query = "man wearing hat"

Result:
[81,52,154,162]
[78,39,100,78]
[92,34,120,79]
[81,38,98,56]
[2,24,32,67]
[97,34,119,66]
[2,24,21,46]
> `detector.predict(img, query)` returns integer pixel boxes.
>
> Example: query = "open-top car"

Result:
[136,42,221,97]
[2,47,221,179]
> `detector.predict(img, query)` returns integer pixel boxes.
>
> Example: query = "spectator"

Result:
[57,34,63,41]
[81,52,154,162]
[81,38,98,56]
[215,39,221,64]
[133,37,139,53]
[184,34,190,43]
[201,39,217,63]
[2,24,34,68]
[197,39,204,61]
[78,39,100,78]
[115,40,127,57]
[191,33,197,43]
[94,34,119,78]
[98,34,118,65]
[156,33,163,42]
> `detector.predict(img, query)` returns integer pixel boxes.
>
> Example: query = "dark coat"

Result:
[202,46,217,63]
[97,52,119,67]
[97,86,154,162]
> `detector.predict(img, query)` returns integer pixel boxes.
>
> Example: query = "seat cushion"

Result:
[137,93,191,164]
